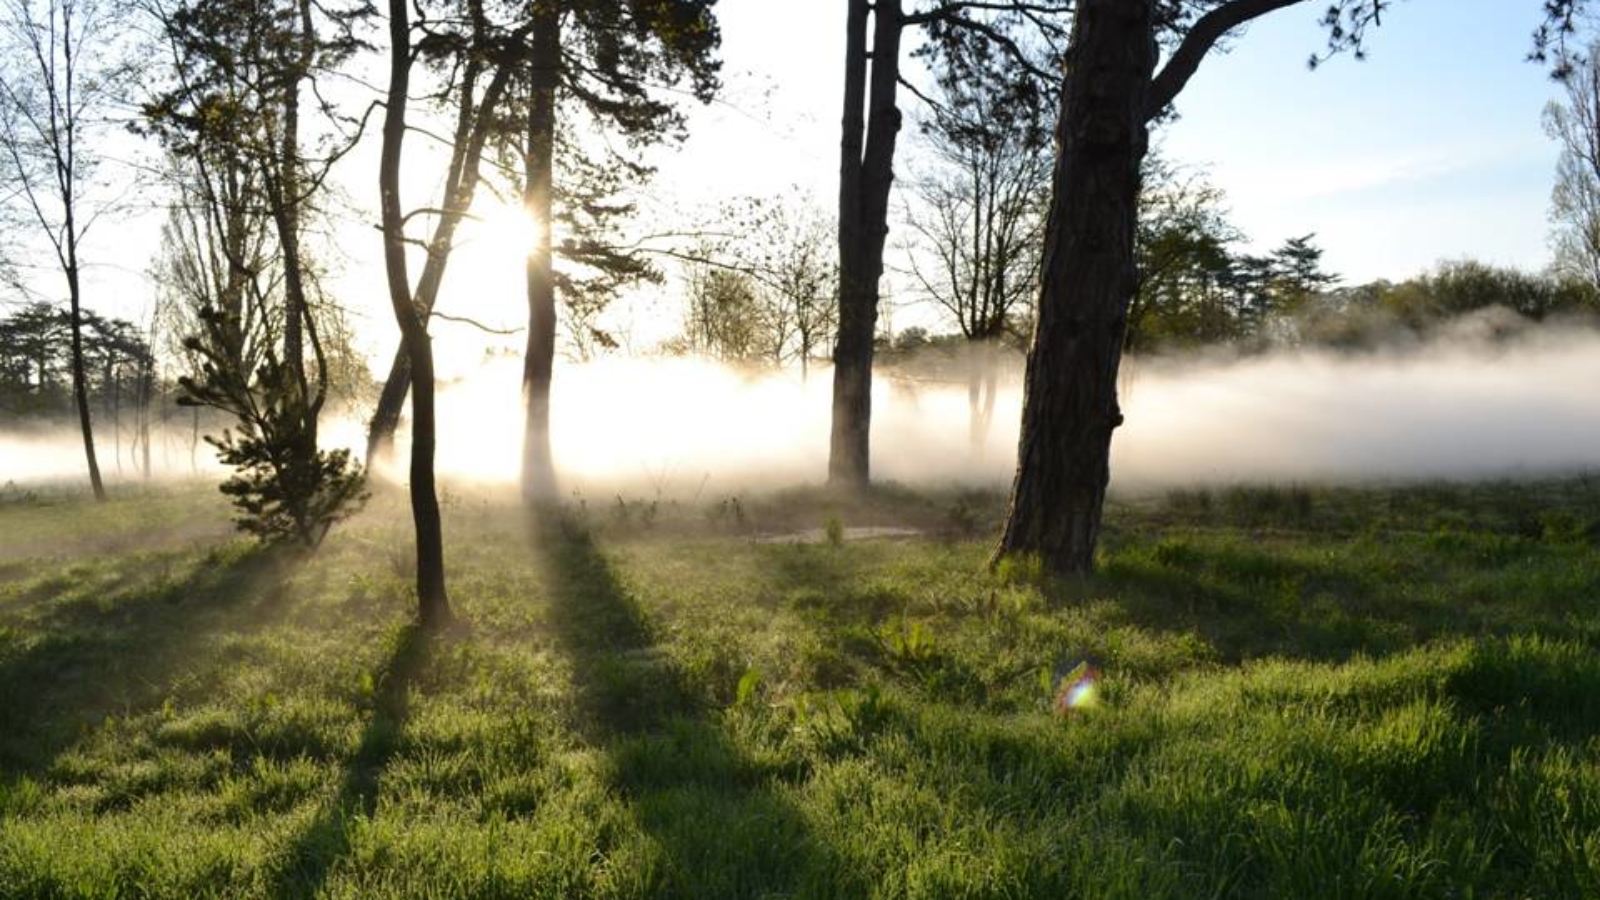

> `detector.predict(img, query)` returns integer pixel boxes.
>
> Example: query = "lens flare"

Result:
[1053,663,1099,714]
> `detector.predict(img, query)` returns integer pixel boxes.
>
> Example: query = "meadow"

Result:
[0,476,1597,899]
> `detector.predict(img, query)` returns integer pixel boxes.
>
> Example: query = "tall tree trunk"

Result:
[110,358,122,474]
[995,0,1155,575]
[277,0,315,406]
[277,0,320,535]
[366,346,410,466]
[366,59,515,470]
[829,0,903,489]
[65,252,105,500]
[520,5,560,505]
[138,363,152,479]
[382,0,450,628]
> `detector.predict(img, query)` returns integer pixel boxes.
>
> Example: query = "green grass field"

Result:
[1,477,1597,899]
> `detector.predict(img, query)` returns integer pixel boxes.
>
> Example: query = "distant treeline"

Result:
[0,302,157,420]
[888,250,1600,361]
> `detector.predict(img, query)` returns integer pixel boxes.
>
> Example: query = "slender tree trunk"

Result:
[830,0,903,489]
[967,339,998,457]
[966,361,982,454]
[382,0,449,628]
[65,256,105,500]
[995,0,1155,575]
[276,0,320,534]
[367,353,409,465]
[366,81,514,469]
[138,364,152,479]
[108,357,122,474]
[520,5,560,505]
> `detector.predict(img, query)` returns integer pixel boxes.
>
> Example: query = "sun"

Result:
[464,199,545,261]
[422,199,546,377]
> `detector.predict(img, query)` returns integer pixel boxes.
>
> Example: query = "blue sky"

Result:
[1158,0,1568,282]
[668,0,1571,287]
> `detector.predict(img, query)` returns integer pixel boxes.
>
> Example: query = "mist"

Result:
[400,315,1600,495]
[6,318,1600,495]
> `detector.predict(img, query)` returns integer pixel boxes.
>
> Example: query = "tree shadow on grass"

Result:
[0,541,289,773]
[268,623,429,900]
[532,514,833,899]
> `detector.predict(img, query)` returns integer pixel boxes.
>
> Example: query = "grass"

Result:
[0,476,1597,898]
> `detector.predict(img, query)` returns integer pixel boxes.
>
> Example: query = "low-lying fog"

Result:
[6,318,1600,496]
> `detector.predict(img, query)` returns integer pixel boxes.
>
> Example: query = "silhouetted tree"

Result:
[506,0,721,505]
[1130,155,1245,348]
[0,303,67,412]
[682,266,764,363]
[764,203,839,380]
[378,0,529,626]
[364,0,533,468]
[1268,233,1338,314]
[665,197,837,374]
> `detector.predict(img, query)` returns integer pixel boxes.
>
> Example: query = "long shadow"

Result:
[0,541,288,773]
[268,622,429,900]
[532,514,832,899]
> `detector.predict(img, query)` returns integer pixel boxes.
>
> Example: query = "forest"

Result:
[2,0,1599,897]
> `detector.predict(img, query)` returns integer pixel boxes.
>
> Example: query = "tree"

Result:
[0,0,135,500]
[509,0,721,505]
[1268,233,1338,314]
[144,0,371,543]
[378,0,528,627]
[1546,43,1600,288]
[681,265,764,363]
[177,307,367,546]
[764,202,838,380]
[0,303,160,473]
[1130,155,1248,349]
[0,302,67,412]
[995,0,1586,576]
[905,26,1052,453]
[830,0,1068,488]
[364,0,532,467]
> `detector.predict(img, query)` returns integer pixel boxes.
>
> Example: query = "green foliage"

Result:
[993,551,1044,587]
[179,307,365,548]
[823,515,844,547]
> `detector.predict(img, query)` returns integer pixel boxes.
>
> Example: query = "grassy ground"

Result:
[0,476,1597,898]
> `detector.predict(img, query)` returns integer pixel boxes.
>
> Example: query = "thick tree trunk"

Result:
[995,0,1155,575]
[829,0,902,489]
[520,6,560,505]
[382,0,450,628]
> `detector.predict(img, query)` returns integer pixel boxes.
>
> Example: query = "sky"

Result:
[27,0,1579,369]
[667,0,1571,286]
